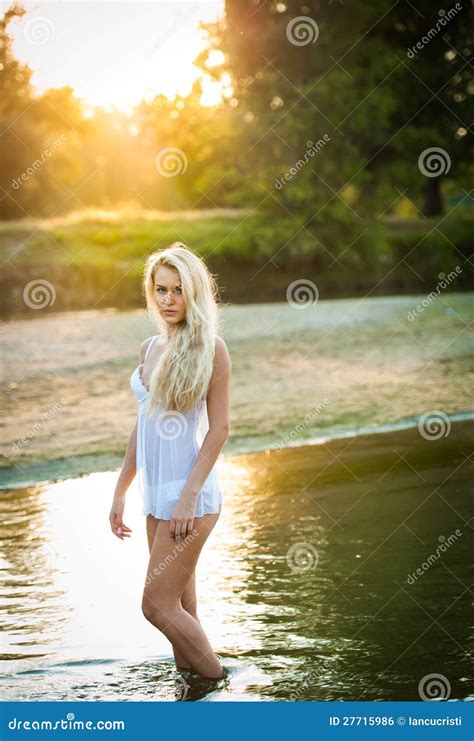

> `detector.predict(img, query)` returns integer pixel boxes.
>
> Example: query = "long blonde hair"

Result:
[142,243,221,416]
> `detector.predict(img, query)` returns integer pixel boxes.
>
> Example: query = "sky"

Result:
[5,1,226,112]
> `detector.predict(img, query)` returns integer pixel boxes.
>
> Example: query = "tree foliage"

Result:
[0,1,472,220]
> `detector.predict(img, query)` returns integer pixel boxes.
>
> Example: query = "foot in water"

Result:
[174,665,231,701]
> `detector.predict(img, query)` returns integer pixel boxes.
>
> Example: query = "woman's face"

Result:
[153,265,186,328]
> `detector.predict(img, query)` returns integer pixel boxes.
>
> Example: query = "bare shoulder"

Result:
[213,335,231,370]
[207,335,231,404]
[214,334,230,357]
[138,336,155,363]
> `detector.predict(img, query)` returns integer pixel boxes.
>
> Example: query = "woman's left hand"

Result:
[170,490,198,541]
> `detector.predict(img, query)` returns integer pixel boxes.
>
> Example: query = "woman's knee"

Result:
[181,594,198,619]
[141,590,175,628]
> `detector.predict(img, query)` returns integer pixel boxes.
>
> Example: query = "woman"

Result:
[109,243,231,682]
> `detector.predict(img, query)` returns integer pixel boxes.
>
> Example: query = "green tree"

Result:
[198,0,473,219]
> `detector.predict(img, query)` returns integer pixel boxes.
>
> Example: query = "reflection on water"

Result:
[1,422,472,701]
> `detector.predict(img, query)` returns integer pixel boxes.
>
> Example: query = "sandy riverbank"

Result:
[1,293,472,486]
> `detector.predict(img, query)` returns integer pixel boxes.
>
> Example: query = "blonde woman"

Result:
[109,243,231,682]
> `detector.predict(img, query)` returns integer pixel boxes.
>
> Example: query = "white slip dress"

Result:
[129,335,223,520]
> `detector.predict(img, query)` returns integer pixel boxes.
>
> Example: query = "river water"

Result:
[1,293,472,700]
[1,421,472,702]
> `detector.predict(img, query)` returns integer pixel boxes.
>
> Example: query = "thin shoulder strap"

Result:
[143,335,157,362]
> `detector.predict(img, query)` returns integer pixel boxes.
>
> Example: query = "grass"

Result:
[1,208,472,317]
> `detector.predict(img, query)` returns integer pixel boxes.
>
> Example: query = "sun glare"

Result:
[6,1,225,112]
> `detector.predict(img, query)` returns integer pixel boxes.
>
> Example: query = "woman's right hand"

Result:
[109,494,133,541]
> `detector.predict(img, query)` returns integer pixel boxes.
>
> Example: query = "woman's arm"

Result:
[113,339,149,500]
[109,420,136,540]
[113,420,137,499]
[109,340,151,540]
[181,336,231,499]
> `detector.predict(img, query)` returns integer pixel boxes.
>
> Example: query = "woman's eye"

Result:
[156,287,182,294]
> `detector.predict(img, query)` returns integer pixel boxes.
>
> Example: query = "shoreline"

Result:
[3,294,472,488]
[1,412,472,490]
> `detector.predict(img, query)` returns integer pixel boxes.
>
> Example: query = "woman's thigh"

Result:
[143,513,219,608]
[146,514,160,553]
[146,514,196,612]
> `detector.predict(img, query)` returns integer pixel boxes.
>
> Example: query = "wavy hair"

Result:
[142,243,221,416]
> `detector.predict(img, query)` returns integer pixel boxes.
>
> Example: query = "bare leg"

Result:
[143,512,223,679]
[173,570,200,669]
[146,515,199,670]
